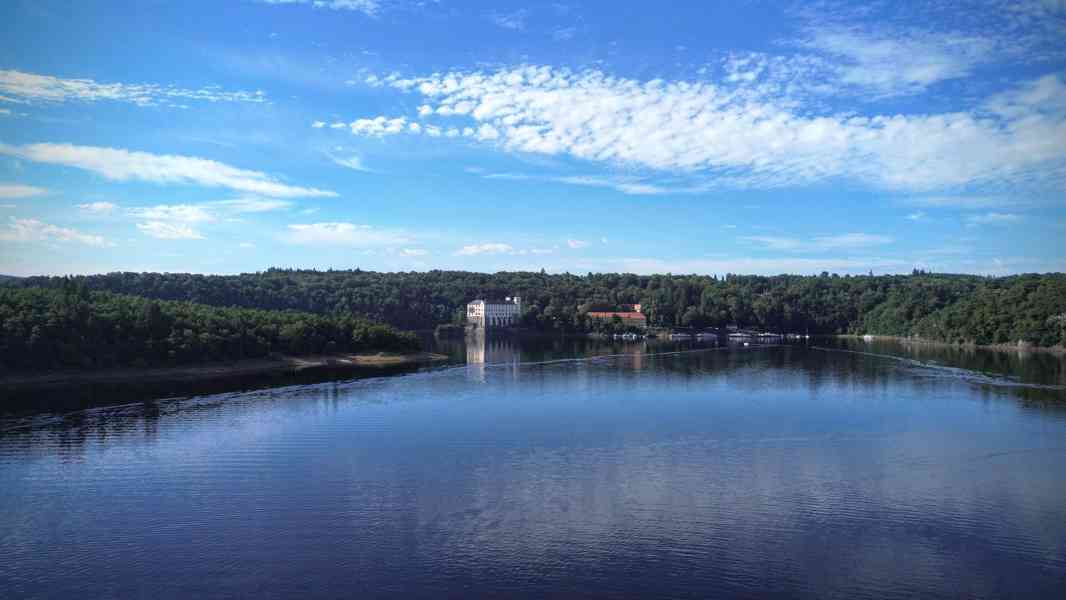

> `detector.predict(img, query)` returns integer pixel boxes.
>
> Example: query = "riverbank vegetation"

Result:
[0,285,420,372]
[7,270,1066,348]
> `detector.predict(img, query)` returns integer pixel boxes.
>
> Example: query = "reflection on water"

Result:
[2,339,1065,599]
[826,336,1066,386]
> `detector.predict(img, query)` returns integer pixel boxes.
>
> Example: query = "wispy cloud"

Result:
[283,222,411,246]
[966,212,1021,225]
[553,27,577,41]
[797,26,993,97]
[329,153,370,171]
[137,221,205,240]
[490,9,529,30]
[478,171,708,196]
[0,183,47,199]
[211,197,294,213]
[256,0,380,16]
[1,217,113,246]
[0,142,336,198]
[906,211,926,221]
[741,232,893,252]
[455,242,514,256]
[905,196,1011,208]
[131,205,214,225]
[0,69,266,107]
[77,201,117,214]
[567,239,590,249]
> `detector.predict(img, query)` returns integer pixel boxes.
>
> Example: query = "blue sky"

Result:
[1,0,1064,276]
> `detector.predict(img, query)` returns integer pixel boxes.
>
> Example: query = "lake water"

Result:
[2,337,1065,598]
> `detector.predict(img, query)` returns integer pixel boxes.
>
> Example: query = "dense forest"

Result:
[7,269,1066,348]
[0,284,420,372]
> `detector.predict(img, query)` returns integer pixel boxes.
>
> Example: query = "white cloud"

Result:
[455,242,514,256]
[137,221,205,240]
[1,217,113,246]
[798,26,994,97]
[347,116,408,136]
[741,232,893,252]
[256,0,380,16]
[553,27,577,41]
[239,241,256,249]
[0,183,47,199]
[905,196,1010,208]
[984,74,1066,118]
[906,211,927,221]
[329,154,370,171]
[966,212,1021,225]
[0,69,266,107]
[0,142,336,198]
[400,248,428,256]
[212,197,293,213]
[284,222,411,246]
[490,9,528,30]
[360,66,1066,192]
[137,221,203,240]
[77,201,117,214]
[567,239,590,249]
[812,233,893,249]
[130,204,214,222]
[480,172,708,196]
[739,236,804,251]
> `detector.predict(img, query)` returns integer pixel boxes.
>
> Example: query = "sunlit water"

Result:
[2,337,1065,599]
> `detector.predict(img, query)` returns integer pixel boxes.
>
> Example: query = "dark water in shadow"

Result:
[2,336,1065,598]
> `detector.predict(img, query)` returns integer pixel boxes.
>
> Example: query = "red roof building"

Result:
[586,311,648,327]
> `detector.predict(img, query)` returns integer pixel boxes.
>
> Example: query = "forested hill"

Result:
[0,286,420,372]
[9,269,1066,348]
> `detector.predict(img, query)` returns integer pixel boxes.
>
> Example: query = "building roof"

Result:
[586,311,647,320]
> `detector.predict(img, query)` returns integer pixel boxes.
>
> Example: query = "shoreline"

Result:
[0,352,451,391]
[838,335,1066,356]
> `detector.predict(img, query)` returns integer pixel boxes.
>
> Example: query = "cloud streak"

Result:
[1,217,113,246]
[0,183,47,199]
[256,0,380,16]
[283,222,411,246]
[741,232,893,252]
[0,142,336,198]
[0,69,267,107]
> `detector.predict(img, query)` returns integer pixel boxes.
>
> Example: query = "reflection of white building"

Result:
[465,334,520,365]
[467,296,521,328]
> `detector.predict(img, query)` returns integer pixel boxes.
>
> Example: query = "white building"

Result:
[467,296,521,328]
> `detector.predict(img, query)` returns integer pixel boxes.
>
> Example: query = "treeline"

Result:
[8,269,1066,347]
[0,285,420,372]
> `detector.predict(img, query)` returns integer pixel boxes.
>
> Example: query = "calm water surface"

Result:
[2,337,1065,598]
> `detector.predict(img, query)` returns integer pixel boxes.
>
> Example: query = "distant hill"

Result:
[9,269,1066,347]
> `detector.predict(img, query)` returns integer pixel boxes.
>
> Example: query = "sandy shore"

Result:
[0,352,451,390]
